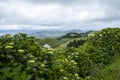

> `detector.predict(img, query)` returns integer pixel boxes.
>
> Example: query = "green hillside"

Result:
[91,54,120,80]
[0,28,120,80]
[56,37,87,49]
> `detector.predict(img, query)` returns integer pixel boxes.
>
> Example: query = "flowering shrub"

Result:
[0,28,119,80]
[87,28,120,63]
[64,28,120,79]
[0,33,80,80]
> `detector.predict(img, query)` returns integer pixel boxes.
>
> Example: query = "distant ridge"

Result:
[0,29,93,38]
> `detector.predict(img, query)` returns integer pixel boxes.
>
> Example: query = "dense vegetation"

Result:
[67,39,86,48]
[88,28,120,62]
[0,33,79,80]
[57,32,81,40]
[0,28,120,80]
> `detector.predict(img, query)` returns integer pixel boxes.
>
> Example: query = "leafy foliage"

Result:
[57,32,81,40]
[67,39,86,48]
[88,28,120,62]
[91,54,120,80]
[0,33,79,80]
[65,28,120,79]
[0,28,120,80]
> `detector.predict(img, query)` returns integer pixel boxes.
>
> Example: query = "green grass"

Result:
[92,54,120,80]
[56,37,87,49]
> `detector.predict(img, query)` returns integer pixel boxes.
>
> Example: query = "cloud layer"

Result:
[0,0,120,30]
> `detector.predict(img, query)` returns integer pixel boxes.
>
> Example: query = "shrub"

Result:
[0,33,48,79]
[67,39,86,48]
[0,33,80,80]
[87,28,120,62]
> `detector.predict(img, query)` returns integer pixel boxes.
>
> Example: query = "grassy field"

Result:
[56,37,87,49]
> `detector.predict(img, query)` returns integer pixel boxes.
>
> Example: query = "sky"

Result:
[0,0,120,30]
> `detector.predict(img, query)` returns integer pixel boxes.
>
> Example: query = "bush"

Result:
[87,28,120,62]
[65,44,105,78]
[0,33,49,79]
[64,28,120,78]
[67,39,86,48]
[0,33,80,80]
[0,28,119,80]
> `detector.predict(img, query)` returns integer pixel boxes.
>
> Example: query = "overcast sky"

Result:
[0,0,120,30]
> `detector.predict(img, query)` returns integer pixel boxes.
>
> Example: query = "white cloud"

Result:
[0,0,120,30]
[0,24,62,30]
[0,25,20,30]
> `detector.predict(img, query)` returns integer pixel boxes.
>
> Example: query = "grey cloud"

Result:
[26,0,90,4]
[26,0,120,7]
[27,0,120,10]
[99,0,120,9]
[0,0,120,30]
[94,15,120,22]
